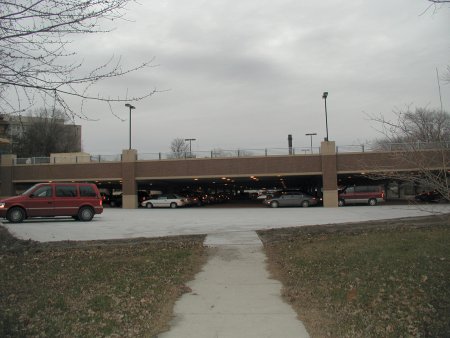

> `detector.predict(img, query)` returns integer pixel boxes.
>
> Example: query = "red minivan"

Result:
[0,182,103,223]
[338,185,385,206]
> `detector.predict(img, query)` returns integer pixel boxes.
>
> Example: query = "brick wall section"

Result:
[320,141,338,207]
[337,150,450,173]
[136,155,322,179]
[122,150,137,209]
[0,155,16,196]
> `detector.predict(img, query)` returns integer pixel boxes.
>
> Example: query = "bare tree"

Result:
[12,108,81,157]
[0,0,156,119]
[170,138,189,159]
[371,107,450,149]
[367,107,450,201]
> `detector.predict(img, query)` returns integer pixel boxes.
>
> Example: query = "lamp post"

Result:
[125,103,135,150]
[322,91,329,141]
[305,132,317,154]
[185,138,196,157]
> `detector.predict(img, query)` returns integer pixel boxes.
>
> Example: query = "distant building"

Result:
[0,114,82,155]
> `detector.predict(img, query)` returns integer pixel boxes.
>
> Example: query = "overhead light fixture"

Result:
[322,92,329,141]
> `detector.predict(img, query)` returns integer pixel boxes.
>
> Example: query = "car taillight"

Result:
[382,191,385,198]
[100,199,103,206]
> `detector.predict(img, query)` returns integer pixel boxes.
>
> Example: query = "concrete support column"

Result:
[320,141,338,207]
[121,149,138,209]
[0,154,17,197]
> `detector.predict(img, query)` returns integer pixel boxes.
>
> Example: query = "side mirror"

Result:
[29,193,35,198]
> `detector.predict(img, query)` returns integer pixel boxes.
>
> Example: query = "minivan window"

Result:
[33,185,52,197]
[354,186,379,192]
[56,185,77,197]
[80,185,97,197]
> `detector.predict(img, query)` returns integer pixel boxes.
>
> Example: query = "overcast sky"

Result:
[72,0,450,155]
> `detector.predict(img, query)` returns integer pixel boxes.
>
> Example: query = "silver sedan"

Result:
[141,194,188,208]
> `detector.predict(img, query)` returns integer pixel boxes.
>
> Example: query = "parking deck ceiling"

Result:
[16,173,386,194]
[96,175,323,192]
[95,173,387,193]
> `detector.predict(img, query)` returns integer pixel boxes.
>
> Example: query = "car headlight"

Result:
[0,202,5,208]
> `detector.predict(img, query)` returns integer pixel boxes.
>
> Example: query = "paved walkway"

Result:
[159,231,309,338]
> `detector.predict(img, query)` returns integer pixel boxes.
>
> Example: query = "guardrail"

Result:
[336,141,450,153]
[11,142,450,165]
[13,154,122,165]
[137,147,321,160]
[336,145,377,153]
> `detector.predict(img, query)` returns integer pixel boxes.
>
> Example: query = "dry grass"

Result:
[258,215,450,338]
[0,226,206,337]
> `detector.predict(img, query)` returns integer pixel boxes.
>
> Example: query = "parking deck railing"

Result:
[11,142,450,165]
[13,154,122,165]
[137,147,321,161]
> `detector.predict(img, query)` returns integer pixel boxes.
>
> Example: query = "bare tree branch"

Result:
[0,0,157,119]
[366,107,450,202]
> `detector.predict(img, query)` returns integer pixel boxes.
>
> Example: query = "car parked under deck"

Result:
[141,194,188,208]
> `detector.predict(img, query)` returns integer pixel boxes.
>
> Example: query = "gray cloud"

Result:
[71,0,450,154]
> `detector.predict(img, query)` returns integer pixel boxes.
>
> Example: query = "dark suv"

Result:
[338,185,385,206]
[109,191,150,207]
[0,182,103,223]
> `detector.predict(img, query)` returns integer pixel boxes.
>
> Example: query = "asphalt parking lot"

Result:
[3,204,449,243]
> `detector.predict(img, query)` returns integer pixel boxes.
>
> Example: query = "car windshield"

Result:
[21,184,39,195]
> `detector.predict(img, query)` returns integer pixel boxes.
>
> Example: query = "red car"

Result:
[338,185,385,206]
[0,182,103,223]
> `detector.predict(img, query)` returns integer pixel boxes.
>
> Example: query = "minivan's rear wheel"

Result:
[78,206,94,221]
[368,198,377,206]
[338,199,345,207]
[301,200,310,208]
[170,202,177,208]
[270,201,279,208]
[7,207,25,223]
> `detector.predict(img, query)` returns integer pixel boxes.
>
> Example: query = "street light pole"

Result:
[305,133,317,153]
[185,138,196,156]
[322,92,329,141]
[125,103,135,150]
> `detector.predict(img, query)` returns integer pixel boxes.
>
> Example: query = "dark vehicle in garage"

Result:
[109,191,150,207]
[415,190,443,203]
[263,192,318,208]
[108,193,122,207]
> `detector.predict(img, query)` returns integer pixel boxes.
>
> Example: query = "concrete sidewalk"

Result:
[159,231,309,338]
